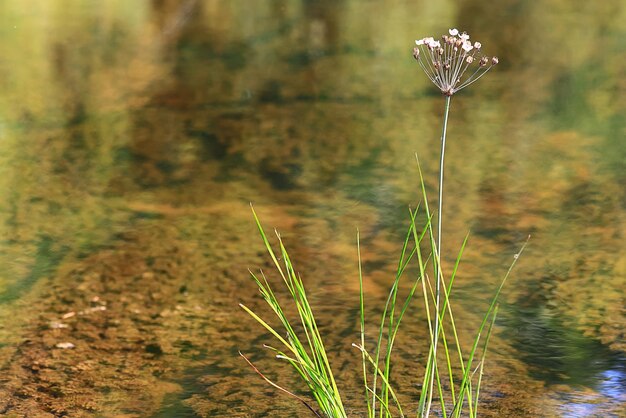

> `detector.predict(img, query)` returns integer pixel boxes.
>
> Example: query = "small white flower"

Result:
[416,39,425,45]
[449,28,459,36]
[462,41,473,52]
[474,41,482,49]
[429,40,441,48]
[460,32,470,41]
[424,37,434,44]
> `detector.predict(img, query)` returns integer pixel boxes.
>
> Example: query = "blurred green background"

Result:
[0,1,623,416]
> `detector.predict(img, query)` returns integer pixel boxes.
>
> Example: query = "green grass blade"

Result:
[424,275,454,413]
[414,155,442,418]
[453,238,529,417]
[240,303,297,356]
[473,305,498,418]
[365,387,395,418]
[373,207,419,416]
[357,230,374,418]
[353,343,405,417]
[250,205,290,288]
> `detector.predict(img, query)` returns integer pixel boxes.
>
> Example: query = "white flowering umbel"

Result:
[413,28,498,96]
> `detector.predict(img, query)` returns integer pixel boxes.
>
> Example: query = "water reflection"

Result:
[0,0,623,416]
[559,367,626,417]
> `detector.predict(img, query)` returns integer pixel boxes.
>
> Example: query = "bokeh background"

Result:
[0,0,624,416]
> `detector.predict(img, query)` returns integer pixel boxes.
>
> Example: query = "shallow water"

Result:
[0,1,624,416]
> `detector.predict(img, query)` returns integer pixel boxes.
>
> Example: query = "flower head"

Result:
[412,29,498,96]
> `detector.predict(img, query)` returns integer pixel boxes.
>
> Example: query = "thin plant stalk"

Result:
[451,238,529,418]
[473,305,499,418]
[239,351,322,418]
[432,94,452,416]
[371,209,422,417]
[357,231,373,417]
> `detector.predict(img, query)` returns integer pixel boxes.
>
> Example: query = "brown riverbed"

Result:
[0,1,624,417]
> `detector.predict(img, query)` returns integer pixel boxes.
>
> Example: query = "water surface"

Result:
[0,1,624,417]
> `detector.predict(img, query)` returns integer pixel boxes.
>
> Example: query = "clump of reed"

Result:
[240,29,526,418]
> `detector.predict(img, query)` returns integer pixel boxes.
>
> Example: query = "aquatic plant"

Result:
[412,28,499,416]
[239,29,523,418]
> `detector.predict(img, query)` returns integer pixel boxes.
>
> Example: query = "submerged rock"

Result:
[54,342,75,349]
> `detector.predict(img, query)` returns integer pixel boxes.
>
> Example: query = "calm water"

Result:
[0,1,624,417]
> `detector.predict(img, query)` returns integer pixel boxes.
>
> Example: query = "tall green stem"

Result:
[436,95,451,328]
[426,95,451,416]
